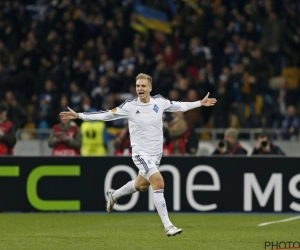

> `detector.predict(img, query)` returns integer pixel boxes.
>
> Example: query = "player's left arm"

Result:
[164,92,217,112]
[60,105,129,121]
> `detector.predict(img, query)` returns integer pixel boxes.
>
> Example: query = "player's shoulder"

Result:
[152,94,169,102]
[152,94,168,100]
[118,98,137,109]
[152,95,173,107]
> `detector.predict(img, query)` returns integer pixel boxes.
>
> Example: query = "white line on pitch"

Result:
[258,216,300,227]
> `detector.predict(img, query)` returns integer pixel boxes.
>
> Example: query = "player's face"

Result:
[136,79,152,101]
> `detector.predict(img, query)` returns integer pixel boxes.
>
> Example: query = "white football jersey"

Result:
[79,95,200,155]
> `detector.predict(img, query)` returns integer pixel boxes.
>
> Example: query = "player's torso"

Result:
[127,99,164,134]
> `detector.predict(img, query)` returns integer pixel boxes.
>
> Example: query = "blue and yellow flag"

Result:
[182,0,203,15]
[134,4,172,34]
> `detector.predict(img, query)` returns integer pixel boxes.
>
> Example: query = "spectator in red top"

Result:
[0,103,16,155]
[48,109,82,156]
[114,126,131,156]
[162,45,177,69]
[166,112,188,155]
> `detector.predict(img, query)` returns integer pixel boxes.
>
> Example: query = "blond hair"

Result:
[136,73,152,84]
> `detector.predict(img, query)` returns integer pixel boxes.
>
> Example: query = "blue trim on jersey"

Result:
[83,110,109,115]
[135,155,149,172]
[119,99,133,109]
[152,94,168,100]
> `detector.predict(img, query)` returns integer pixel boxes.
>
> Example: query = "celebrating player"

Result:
[60,73,217,236]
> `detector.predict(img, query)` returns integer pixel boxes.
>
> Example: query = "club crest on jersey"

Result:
[153,104,159,113]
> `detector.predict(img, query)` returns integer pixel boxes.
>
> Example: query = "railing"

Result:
[16,128,291,141]
[194,128,287,140]
[14,128,300,156]
[16,129,51,140]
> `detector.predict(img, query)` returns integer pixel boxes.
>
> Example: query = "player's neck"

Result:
[139,96,150,103]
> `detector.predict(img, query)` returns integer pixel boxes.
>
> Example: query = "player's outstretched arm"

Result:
[59,107,79,120]
[60,105,129,121]
[164,92,217,113]
[200,92,217,107]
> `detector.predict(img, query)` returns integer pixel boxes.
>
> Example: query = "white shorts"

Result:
[132,153,162,180]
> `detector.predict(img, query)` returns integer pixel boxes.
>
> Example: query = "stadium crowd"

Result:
[0,0,300,140]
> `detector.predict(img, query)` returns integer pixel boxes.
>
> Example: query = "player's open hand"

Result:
[201,92,217,107]
[59,107,79,120]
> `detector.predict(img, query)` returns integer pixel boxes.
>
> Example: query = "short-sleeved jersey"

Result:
[79,95,200,155]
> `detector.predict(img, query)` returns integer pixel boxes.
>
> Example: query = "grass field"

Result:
[0,213,299,250]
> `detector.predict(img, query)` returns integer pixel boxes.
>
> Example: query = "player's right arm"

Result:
[60,105,129,121]
[164,92,217,112]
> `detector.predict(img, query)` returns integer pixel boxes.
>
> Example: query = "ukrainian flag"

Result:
[134,4,172,34]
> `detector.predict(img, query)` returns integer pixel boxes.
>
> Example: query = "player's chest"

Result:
[129,104,163,125]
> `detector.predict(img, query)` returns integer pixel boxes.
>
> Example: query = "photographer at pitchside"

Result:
[212,128,247,155]
[252,133,285,155]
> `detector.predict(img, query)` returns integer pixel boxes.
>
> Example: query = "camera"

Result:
[54,132,64,136]
[218,140,228,148]
[261,140,268,148]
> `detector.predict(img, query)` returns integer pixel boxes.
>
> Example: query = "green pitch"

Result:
[0,213,299,250]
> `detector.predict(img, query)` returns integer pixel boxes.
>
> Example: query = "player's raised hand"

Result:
[201,92,217,107]
[59,107,79,120]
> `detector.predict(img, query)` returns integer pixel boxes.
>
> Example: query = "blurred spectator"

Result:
[162,45,177,69]
[259,12,284,76]
[185,89,202,127]
[214,76,234,128]
[175,77,190,100]
[186,37,211,79]
[118,47,136,74]
[281,105,300,140]
[272,79,298,128]
[5,91,27,129]
[165,112,198,155]
[91,76,110,109]
[195,71,215,125]
[114,126,131,156]
[48,111,82,156]
[168,89,181,101]
[69,81,86,112]
[120,66,135,93]
[152,60,173,97]
[231,63,258,128]
[212,128,247,155]
[165,112,188,155]
[57,94,69,115]
[98,54,114,76]
[33,93,56,129]
[252,133,285,155]
[0,0,299,134]
[208,18,227,77]
[80,109,108,156]
[40,79,60,109]
[81,95,94,113]
[0,104,16,155]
